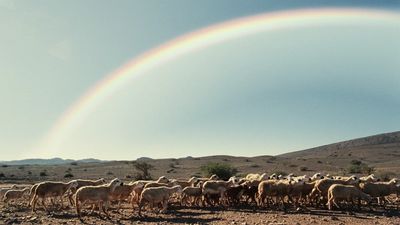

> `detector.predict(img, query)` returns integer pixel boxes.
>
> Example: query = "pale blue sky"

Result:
[0,1,399,160]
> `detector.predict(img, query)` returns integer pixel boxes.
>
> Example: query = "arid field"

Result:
[1,132,400,224]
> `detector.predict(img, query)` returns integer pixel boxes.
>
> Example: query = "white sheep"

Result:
[180,186,202,206]
[75,178,123,219]
[138,185,182,216]
[327,184,372,210]
[4,187,30,205]
[360,178,399,206]
[31,180,78,212]
[0,184,17,200]
[201,177,236,206]
[67,178,107,206]
[309,175,360,207]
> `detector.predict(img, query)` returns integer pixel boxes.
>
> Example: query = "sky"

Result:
[0,0,399,160]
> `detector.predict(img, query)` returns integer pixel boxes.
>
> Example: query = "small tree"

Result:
[201,163,237,180]
[133,162,154,180]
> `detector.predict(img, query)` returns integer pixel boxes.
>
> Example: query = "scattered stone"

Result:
[331,216,339,221]
[5,218,18,225]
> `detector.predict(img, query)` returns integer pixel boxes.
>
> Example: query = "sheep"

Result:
[108,183,138,212]
[257,180,288,208]
[359,178,399,206]
[246,173,261,181]
[240,181,258,204]
[128,180,149,207]
[156,176,170,184]
[257,178,305,209]
[180,186,202,206]
[209,174,219,180]
[31,180,79,212]
[68,178,107,206]
[225,185,245,205]
[269,173,279,180]
[327,184,372,210]
[201,177,236,206]
[360,174,380,183]
[170,177,198,188]
[75,178,123,219]
[0,184,17,200]
[4,187,30,205]
[144,182,172,189]
[309,176,360,207]
[289,180,316,206]
[310,173,324,181]
[28,183,38,207]
[138,185,182,216]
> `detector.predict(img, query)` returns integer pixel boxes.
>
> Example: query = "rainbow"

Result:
[37,7,400,155]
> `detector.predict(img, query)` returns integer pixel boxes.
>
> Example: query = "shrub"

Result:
[299,166,308,171]
[64,172,74,178]
[347,163,375,174]
[350,160,362,166]
[201,163,237,180]
[1,165,8,168]
[18,166,25,170]
[39,171,47,177]
[0,173,5,178]
[106,171,113,175]
[317,160,322,164]
[289,164,298,168]
[70,162,78,166]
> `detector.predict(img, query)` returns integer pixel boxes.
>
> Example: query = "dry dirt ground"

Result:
[1,198,400,225]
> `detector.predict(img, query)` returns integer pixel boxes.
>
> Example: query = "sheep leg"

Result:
[101,202,111,219]
[76,199,82,219]
[116,200,122,212]
[138,199,143,217]
[161,200,168,213]
[31,195,38,212]
[42,198,50,212]
[58,196,64,210]
[332,198,340,209]
[68,193,74,206]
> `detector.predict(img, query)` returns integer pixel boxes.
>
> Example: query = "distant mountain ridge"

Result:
[0,157,102,165]
[278,131,400,158]
[2,131,399,166]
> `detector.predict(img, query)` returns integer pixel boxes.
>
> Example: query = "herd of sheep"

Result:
[0,172,399,221]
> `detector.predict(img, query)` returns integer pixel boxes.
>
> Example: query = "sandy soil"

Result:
[1,200,400,225]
